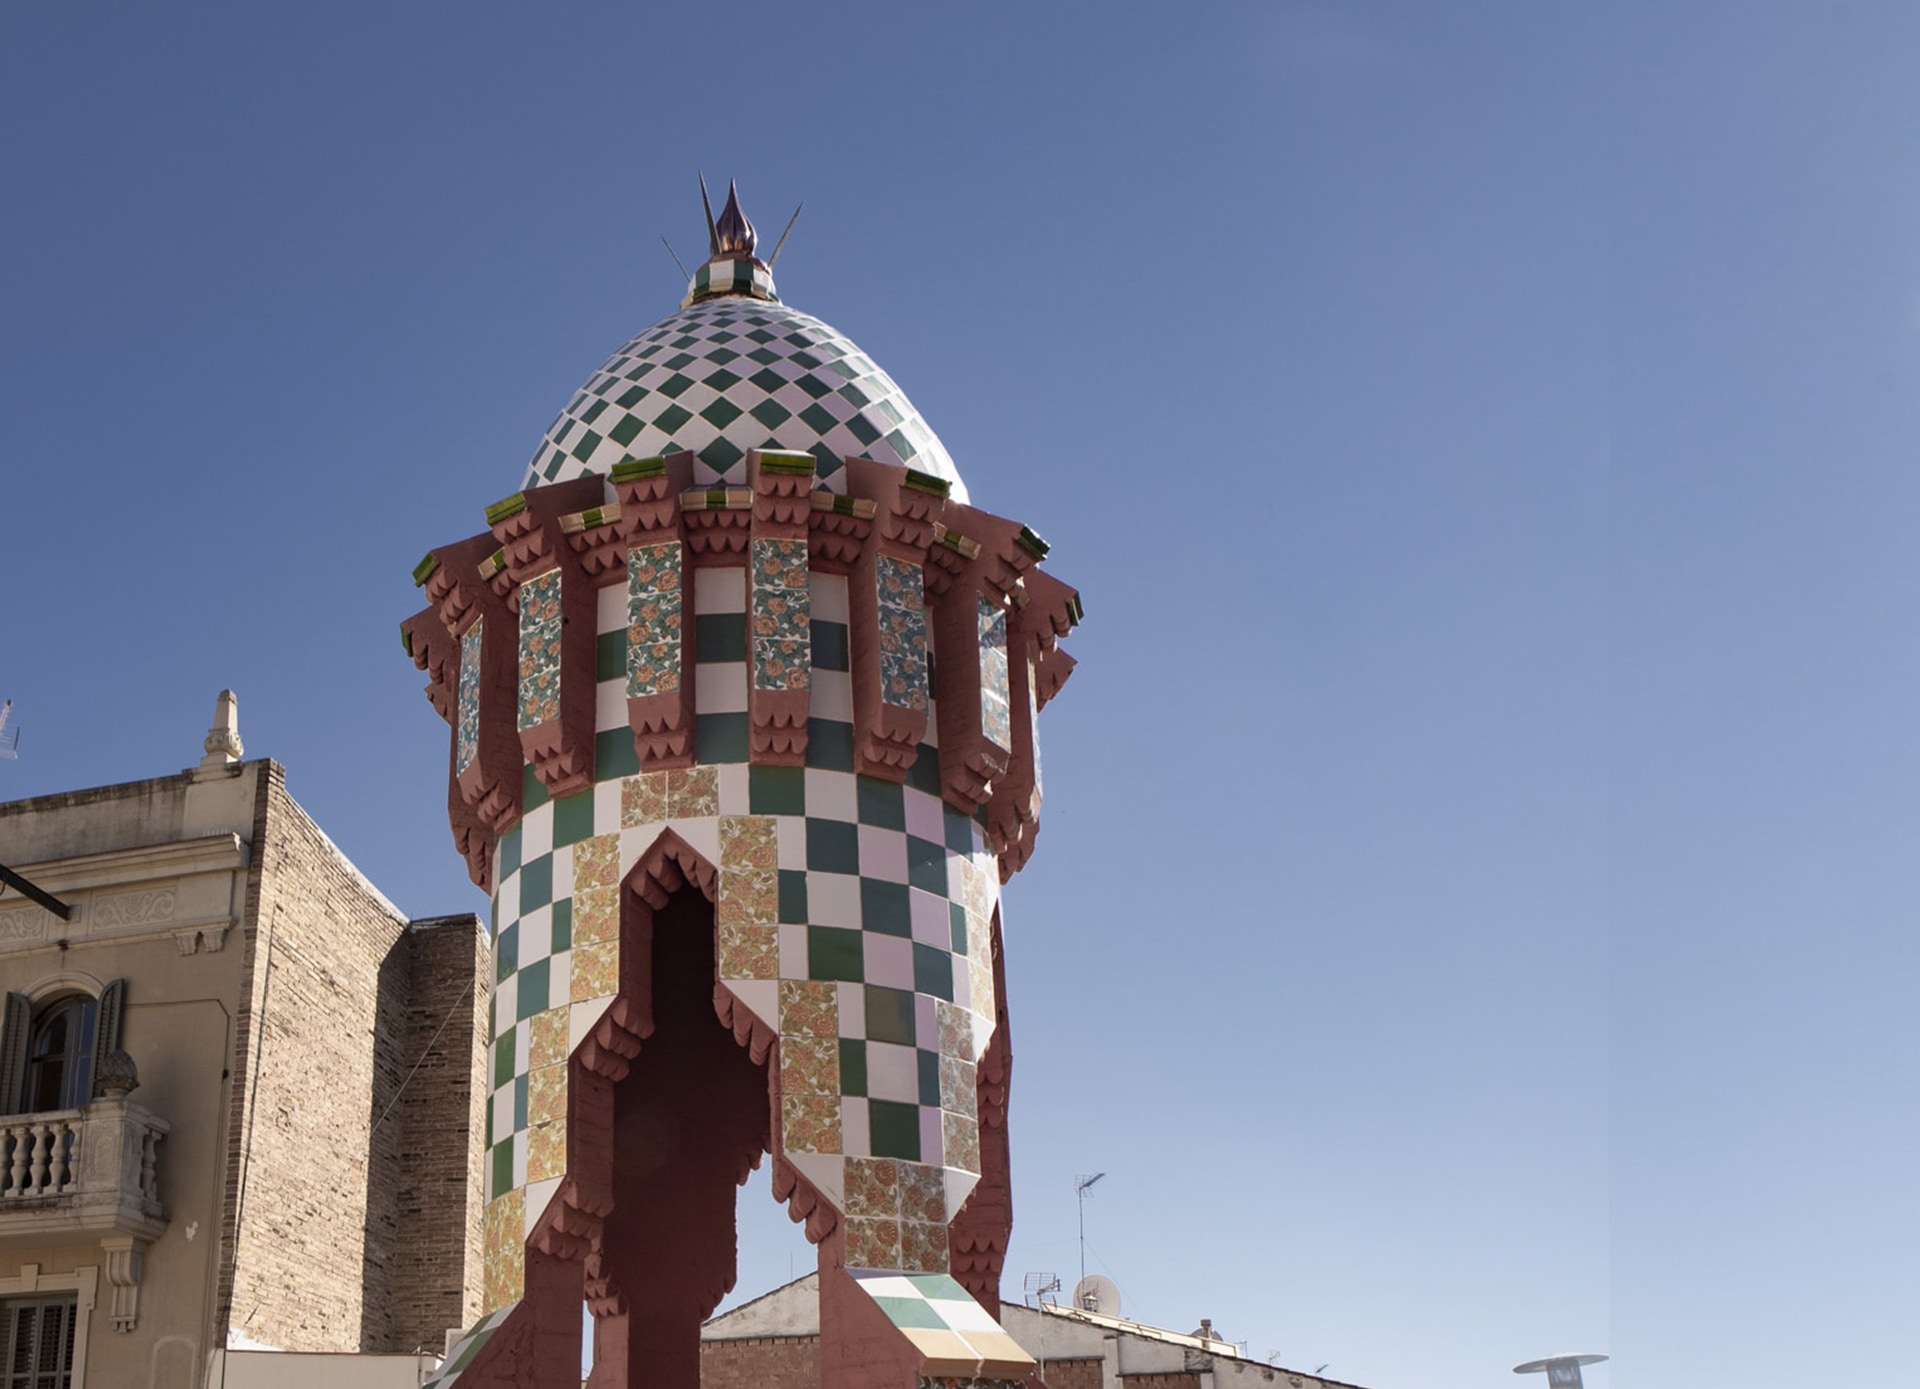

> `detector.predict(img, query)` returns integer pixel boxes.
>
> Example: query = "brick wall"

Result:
[1036,1357,1105,1389]
[219,763,487,1352]
[390,913,489,1345]
[1121,1374,1203,1389]
[701,1334,821,1389]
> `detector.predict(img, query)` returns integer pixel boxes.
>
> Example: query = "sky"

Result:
[1,3,1914,1386]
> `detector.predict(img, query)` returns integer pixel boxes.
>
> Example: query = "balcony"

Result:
[0,1097,168,1247]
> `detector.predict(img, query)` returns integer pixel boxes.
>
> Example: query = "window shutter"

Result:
[89,980,126,1096]
[0,993,29,1114]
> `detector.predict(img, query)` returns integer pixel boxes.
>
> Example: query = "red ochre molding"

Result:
[681,485,752,561]
[422,533,523,838]
[614,455,698,772]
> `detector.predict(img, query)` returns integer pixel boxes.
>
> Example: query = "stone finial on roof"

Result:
[200,689,243,766]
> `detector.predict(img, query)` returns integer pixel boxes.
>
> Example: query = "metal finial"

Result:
[698,172,720,256]
[715,179,757,256]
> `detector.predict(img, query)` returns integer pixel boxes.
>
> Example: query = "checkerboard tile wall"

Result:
[521,297,967,502]
[477,564,999,1312]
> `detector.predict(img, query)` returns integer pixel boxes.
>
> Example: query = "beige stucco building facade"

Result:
[0,699,489,1388]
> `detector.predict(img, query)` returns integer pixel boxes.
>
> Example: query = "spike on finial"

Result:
[715,179,757,257]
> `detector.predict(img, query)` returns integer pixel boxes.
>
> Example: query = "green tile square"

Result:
[517,958,550,1022]
[856,777,905,830]
[913,943,954,1002]
[867,1099,921,1161]
[706,439,744,471]
[658,371,695,398]
[807,719,855,772]
[811,620,849,672]
[655,402,693,434]
[520,854,553,910]
[522,764,551,812]
[861,879,911,937]
[917,1048,941,1106]
[950,902,969,955]
[795,374,832,400]
[553,792,595,848]
[871,1294,944,1330]
[779,870,809,924]
[807,819,859,875]
[493,1033,515,1088]
[906,836,946,895]
[807,926,865,982]
[905,745,942,797]
[798,402,837,434]
[490,1140,513,1200]
[497,826,521,883]
[839,1039,868,1097]
[750,765,807,815]
[595,727,640,781]
[700,397,743,429]
[496,922,519,984]
[550,898,572,953]
[597,629,627,682]
[608,413,643,446]
[865,986,916,1046]
[749,399,791,429]
[697,713,750,763]
[696,612,747,662]
[513,1072,529,1128]
[942,806,974,854]
[846,414,882,447]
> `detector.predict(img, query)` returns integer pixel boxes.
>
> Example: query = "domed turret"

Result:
[524,182,966,501]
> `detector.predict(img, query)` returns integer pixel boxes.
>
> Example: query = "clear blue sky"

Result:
[4,4,1914,1386]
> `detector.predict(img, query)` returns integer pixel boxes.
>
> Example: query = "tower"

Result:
[403,183,1081,1389]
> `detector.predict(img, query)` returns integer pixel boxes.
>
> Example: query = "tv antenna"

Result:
[1514,1354,1608,1389]
[1021,1272,1060,1307]
[1074,1172,1106,1285]
[0,701,18,760]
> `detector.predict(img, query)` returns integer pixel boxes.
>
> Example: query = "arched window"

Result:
[23,997,96,1114]
[0,981,124,1116]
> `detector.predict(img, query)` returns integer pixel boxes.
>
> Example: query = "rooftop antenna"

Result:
[768,202,804,268]
[1074,1172,1106,1285]
[0,701,16,760]
[1021,1272,1060,1307]
[1514,1353,1608,1389]
[660,236,691,281]
[697,172,720,256]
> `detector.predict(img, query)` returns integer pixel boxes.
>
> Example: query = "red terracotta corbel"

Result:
[486,478,605,798]
[612,455,697,770]
[929,508,1041,814]
[843,457,946,781]
[426,533,522,837]
[745,449,815,765]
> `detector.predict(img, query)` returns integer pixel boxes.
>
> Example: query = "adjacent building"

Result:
[0,695,488,1388]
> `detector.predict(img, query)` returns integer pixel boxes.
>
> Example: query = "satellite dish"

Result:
[1072,1274,1121,1316]
[1514,1354,1608,1389]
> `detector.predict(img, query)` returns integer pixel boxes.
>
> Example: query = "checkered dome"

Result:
[523,293,967,501]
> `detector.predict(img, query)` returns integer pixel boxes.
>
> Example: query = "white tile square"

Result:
[808,872,861,928]
[520,803,553,861]
[919,1107,944,1168]
[495,873,520,924]
[776,816,808,871]
[915,993,939,1049]
[519,906,553,965]
[695,566,745,612]
[716,762,749,814]
[549,844,574,895]
[812,669,853,722]
[778,923,808,978]
[596,581,626,633]
[495,976,519,1036]
[857,825,908,884]
[863,934,914,991]
[836,982,866,1039]
[513,1019,530,1073]
[511,1132,528,1189]
[840,1096,870,1158]
[865,1042,919,1104]
[594,777,623,835]
[908,890,949,947]
[902,789,945,842]
[490,1085,514,1143]
[596,678,626,732]
[804,769,856,822]
[547,950,570,1005]
[570,997,614,1052]
[523,1174,560,1235]
[696,663,747,713]
[952,963,971,1011]
[810,571,849,624]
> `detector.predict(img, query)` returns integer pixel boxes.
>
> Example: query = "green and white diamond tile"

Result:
[521,297,967,501]
[421,1299,521,1389]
